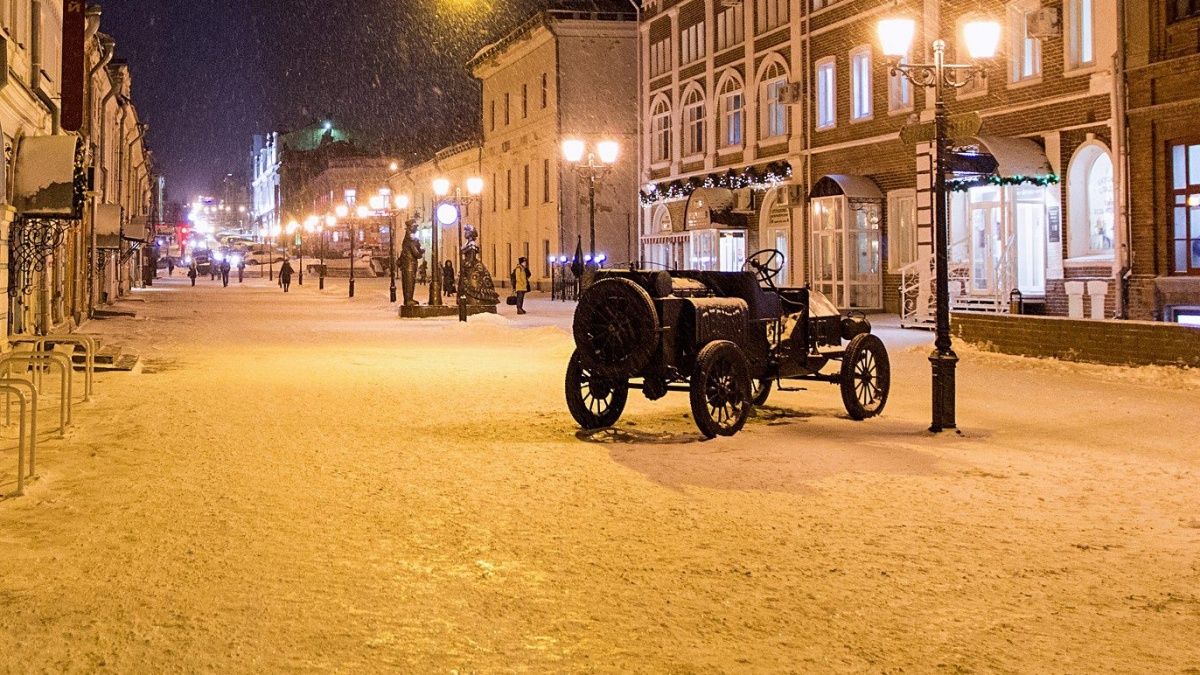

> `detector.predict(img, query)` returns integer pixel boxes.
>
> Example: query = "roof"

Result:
[468,3,636,71]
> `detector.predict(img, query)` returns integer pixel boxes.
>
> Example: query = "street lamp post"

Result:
[321,214,335,290]
[388,194,410,304]
[877,16,1000,433]
[432,177,485,322]
[562,138,620,259]
[286,220,301,286]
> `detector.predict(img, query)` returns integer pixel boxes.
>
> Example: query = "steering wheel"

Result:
[743,249,785,287]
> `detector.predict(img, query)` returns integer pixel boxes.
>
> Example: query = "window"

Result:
[651,97,673,163]
[521,84,528,118]
[1171,0,1200,21]
[759,61,789,139]
[543,158,551,202]
[682,87,705,156]
[344,189,357,205]
[491,173,497,212]
[489,100,496,131]
[1009,2,1043,82]
[718,76,744,148]
[541,73,549,108]
[523,164,530,207]
[506,169,512,210]
[816,58,836,129]
[888,53,913,113]
[715,4,744,51]
[850,47,873,121]
[755,0,788,33]
[887,189,918,268]
[681,21,706,65]
[1067,0,1094,68]
[654,205,673,232]
[650,38,672,76]
[1170,141,1200,275]
[504,93,511,125]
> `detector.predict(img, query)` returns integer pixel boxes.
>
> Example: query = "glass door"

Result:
[718,231,747,271]
[969,199,1003,294]
[1014,185,1047,294]
[811,197,844,306]
[848,203,882,308]
[768,226,790,286]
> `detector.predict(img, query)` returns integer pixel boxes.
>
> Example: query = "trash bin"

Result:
[1009,288,1024,315]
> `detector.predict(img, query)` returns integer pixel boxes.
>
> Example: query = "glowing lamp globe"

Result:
[597,140,620,165]
[466,176,485,196]
[324,215,337,228]
[963,18,1002,59]
[432,178,451,197]
[877,17,916,57]
[436,203,459,226]
[356,205,371,219]
[395,194,410,210]
[335,204,349,218]
[562,138,586,163]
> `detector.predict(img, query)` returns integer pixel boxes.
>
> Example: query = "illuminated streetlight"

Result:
[562,138,622,258]
[335,204,349,219]
[877,14,1000,433]
[395,194,410,210]
[466,176,485,196]
[432,177,451,197]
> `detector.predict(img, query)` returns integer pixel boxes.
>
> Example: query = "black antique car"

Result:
[565,249,891,438]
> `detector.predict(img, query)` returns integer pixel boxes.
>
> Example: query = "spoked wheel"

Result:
[573,277,660,378]
[565,350,629,430]
[840,334,891,420]
[689,341,752,438]
[750,377,773,406]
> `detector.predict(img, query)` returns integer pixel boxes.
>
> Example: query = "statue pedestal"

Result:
[398,303,498,319]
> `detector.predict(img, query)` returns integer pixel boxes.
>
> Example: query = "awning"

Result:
[95,204,122,236]
[973,135,1053,178]
[126,217,148,242]
[684,187,749,229]
[14,135,83,218]
[809,174,884,200]
[641,232,691,245]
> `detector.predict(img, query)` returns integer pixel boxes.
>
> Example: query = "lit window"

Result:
[718,76,744,148]
[682,88,706,157]
[651,97,673,163]
[1009,2,1043,82]
[344,189,357,205]
[1067,0,1094,68]
[1170,141,1200,275]
[681,21,706,65]
[888,53,913,113]
[760,61,789,139]
[850,47,873,121]
[816,58,836,129]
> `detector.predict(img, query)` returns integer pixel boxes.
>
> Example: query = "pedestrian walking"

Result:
[220,259,231,287]
[442,260,456,296]
[187,262,198,287]
[417,258,428,285]
[510,256,532,315]
[166,258,175,276]
[279,258,295,293]
[209,260,217,281]
[237,259,245,283]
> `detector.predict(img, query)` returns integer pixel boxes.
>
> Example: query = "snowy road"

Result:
[1,275,1197,672]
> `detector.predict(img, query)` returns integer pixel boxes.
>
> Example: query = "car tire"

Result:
[689,340,752,439]
[565,350,628,430]
[573,277,660,378]
[840,333,890,420]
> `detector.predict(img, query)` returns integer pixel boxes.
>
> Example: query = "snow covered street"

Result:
[1,276,1197,672]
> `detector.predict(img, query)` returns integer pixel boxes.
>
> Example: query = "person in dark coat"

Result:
[187,262,198,287]
[237,258,246,283]
[279,258,295,292]
[442,260,456,296]
[166,257,175,276]
[220,259,232,287]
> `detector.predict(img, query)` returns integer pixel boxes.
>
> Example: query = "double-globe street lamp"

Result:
[876,14,1001,433]
[562,138,619,259]
[364,191,411,304]
[432,176,485,322]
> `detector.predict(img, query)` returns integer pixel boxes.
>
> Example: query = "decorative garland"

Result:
[640,161,793,206]
[948,173,1059,193]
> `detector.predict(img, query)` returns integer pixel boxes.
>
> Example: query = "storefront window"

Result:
[1170,141,1200,275]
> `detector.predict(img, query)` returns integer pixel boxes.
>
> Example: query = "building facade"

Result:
[469,7,639,287]
[638,0,1124,323]
[1123,0,1200,323]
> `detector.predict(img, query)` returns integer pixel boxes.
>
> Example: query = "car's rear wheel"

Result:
[689,340,752,438]
[565,350,629,430]
[750,377,773,406]
[840,334,890,420]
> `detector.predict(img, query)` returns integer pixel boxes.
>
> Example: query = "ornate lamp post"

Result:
[877,15,1001,432]
[389,194,410,303]
[562,138,620,259]
[320,214,336,290]
[432,176,485,322]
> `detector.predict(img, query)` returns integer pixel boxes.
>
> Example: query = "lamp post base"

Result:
[319,276,325,290]
[929,348,959,432]
[390,285,397,304]
[349,279,356,298]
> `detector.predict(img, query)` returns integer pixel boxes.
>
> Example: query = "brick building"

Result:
[1123,0,1200,324]
[638,0,1124,322]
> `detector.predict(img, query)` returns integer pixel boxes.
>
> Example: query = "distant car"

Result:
[243,245,286,266]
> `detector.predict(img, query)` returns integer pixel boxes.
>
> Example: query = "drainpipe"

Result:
[30,0,60,134]
[1114,0,1134,319]
[127,122,147,288]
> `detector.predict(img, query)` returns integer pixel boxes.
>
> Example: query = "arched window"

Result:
[758,60,789,139]
[682,87,706,157]
[718,75,744,149]
[653,205,673,232]
[1068,143,1115,258]
[650,97,673,163]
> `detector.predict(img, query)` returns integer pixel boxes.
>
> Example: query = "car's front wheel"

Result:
[689,340,752,438]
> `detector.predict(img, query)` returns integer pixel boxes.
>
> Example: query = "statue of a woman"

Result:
[458,225,500,307]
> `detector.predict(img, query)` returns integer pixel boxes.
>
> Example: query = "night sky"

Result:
[101,0,616,203]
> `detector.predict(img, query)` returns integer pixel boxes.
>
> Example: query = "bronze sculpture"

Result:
[399,216,425,306]
[458,225,499,307]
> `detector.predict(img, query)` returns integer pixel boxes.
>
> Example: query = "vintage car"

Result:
[565,249,891,438]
